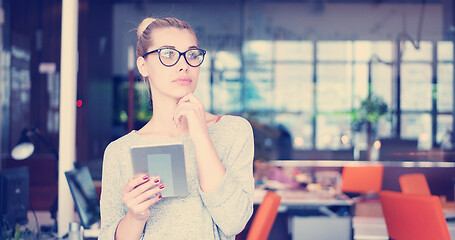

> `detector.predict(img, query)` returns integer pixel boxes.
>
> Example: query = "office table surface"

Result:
[254,188,354,206]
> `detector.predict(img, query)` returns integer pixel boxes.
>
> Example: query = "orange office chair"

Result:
[379,190,451,240]
[246,190,282,240]
[341,164,384,195]
[399,173,431,195]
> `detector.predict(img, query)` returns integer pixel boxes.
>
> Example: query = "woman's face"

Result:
[138,27,201,101]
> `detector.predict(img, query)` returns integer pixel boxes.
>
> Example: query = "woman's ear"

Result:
[137,57,149,78]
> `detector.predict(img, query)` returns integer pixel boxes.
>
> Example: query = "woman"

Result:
[98,17,254,240]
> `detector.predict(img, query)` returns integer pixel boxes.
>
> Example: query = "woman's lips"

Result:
[173,78,192,84]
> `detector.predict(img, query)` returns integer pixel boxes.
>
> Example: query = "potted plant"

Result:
[351,95,388,160]
[1,223,37,240]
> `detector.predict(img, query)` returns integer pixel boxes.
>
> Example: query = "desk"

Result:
[255,189,354,205]
[254,189,354,214]
[254,189,354,240]
[268,160,455,202]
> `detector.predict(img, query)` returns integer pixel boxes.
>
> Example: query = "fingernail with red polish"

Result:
[142,176,148,180]
[159,184,164,189]
[158,194,162,199]
[154,178,160,183]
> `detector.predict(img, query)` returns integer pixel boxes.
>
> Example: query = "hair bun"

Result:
[137,17,156,38]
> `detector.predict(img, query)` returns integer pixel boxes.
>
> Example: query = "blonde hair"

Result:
[136,17,195,58]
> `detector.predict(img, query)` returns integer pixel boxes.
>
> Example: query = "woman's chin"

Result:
[175,88,196,98]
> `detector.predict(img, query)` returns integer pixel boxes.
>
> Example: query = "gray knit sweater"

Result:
[98,115,254,240]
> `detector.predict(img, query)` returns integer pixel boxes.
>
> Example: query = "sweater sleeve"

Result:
[98,143,127,240]
[198,117,255,236]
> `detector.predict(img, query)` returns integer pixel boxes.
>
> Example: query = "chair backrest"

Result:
[379,190,451,240]
[246,191,282,240]
[341,165,384,194]
[399,173,431,195]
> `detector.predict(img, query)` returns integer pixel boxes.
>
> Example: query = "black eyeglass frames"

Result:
[142,48,206,67]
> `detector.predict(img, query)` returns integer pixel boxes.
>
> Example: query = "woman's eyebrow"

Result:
[159,45,175,49]
[157,45,199,50]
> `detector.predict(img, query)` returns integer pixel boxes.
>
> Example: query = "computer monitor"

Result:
[378,138,418,161]
[0,166,29,227]
[65,166,100,229]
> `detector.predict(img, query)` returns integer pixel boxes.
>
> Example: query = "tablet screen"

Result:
[147,154,174,196]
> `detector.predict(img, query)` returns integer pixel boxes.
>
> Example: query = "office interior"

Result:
[1,0,455,239]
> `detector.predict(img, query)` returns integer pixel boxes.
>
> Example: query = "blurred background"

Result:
[0,0,454,211]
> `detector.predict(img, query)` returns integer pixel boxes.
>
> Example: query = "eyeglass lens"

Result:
[159,49,205,67]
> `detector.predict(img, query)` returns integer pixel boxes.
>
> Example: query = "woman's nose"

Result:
[177,56,189,72]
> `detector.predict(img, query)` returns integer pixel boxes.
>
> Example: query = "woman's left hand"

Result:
[173,93,208,140]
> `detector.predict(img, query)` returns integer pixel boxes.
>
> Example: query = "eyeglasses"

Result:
[142,48,206,67]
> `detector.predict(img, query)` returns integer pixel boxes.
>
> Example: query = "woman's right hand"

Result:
[121,174,164,221]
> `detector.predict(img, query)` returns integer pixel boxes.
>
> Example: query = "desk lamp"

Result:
[12,128,59,161]
[11,129,36,161]
[11,127,59,233]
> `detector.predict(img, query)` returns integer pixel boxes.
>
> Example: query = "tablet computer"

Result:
[130,143,188,197]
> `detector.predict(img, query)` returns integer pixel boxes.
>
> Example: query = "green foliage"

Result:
[351,95,388,131]
[1,223,35,240]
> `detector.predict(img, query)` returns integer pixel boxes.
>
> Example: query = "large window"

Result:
[201,40,454,154]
